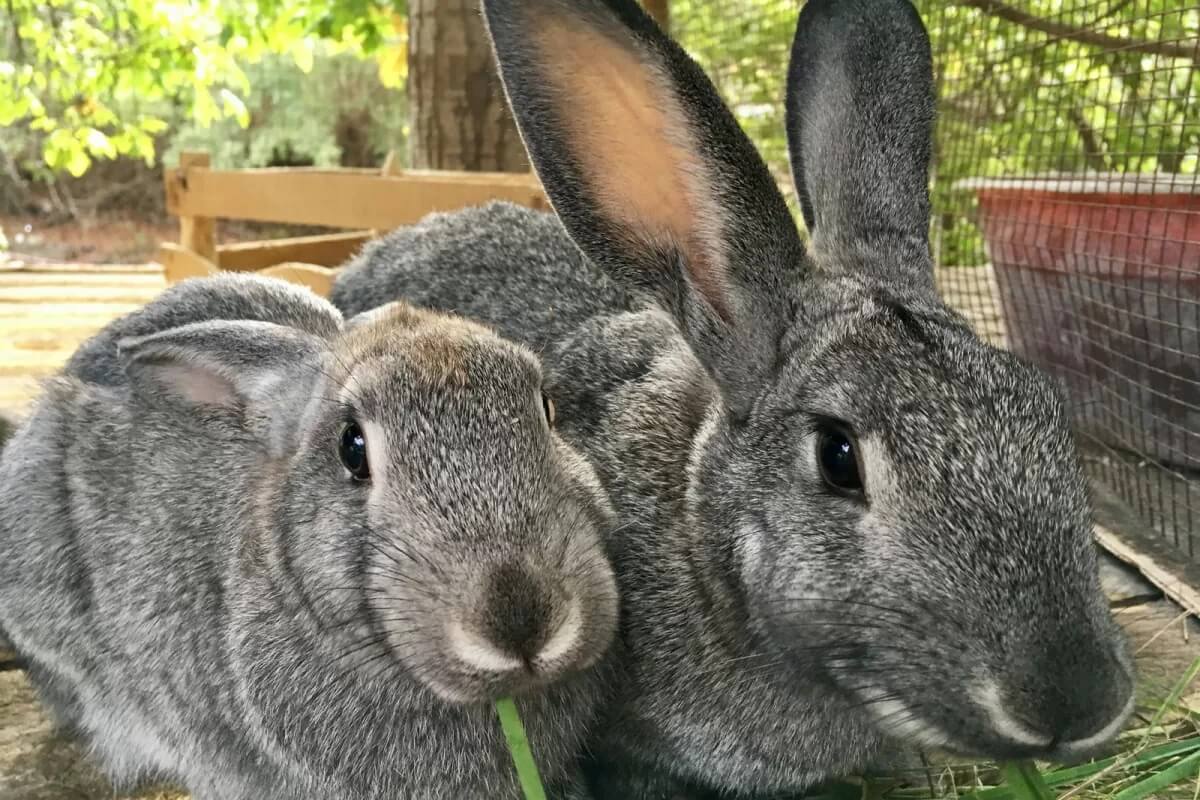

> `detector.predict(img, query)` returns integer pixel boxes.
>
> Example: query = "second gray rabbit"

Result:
[330,0,1135,797]
[0,274,618,799]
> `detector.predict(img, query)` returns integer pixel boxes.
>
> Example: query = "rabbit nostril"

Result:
[481,562,555,662]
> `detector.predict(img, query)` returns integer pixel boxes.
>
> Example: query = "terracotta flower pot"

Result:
[957,174,1200,471]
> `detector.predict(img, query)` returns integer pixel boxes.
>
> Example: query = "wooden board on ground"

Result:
[0,265,167,415]
[0,670,184,800]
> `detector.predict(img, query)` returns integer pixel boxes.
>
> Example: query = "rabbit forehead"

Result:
[337,323,543,399]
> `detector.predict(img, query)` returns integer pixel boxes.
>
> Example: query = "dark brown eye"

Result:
[817,423,862,496]
[542,392,555,427]
[339,422,370,481]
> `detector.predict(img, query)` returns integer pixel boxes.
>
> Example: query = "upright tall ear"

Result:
[785,0,937,291]
[118,320,328,452]
[481,0,807,417]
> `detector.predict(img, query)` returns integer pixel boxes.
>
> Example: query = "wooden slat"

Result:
[258,263,337,297]
[157,243,219,286]
[0,285,161,305]
[0,302,145,319]
[164,167,549,230]
[0,272,165,290]
[0,351,71,378]
[1096,524,1200,618]
[0,262,159,275]
[174,152,218,264]
[216,230,372,271]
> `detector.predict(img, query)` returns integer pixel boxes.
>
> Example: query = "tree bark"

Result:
[407,0,528,172]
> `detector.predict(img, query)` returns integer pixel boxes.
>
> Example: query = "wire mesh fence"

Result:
[924,1,1200,562]
[673,0,1200,565]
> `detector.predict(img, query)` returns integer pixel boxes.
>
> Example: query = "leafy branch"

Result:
[955,0,1199,61]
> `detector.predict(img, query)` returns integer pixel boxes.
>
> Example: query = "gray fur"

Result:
[332,202,637,355]
[330,0,1134,796]
[0,273,618,799]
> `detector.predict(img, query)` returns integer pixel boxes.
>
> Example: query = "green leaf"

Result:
[218,89,251,128]
[291,39,315,73]
[1001,761,1056,800]
[495,697,547,800]
[83,127,117,158]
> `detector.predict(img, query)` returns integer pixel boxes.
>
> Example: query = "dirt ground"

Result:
[0,214,345,267]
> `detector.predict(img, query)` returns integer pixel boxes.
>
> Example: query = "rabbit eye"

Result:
[542,392,556,427]
[816,424,863,497]
[338,422,370,482]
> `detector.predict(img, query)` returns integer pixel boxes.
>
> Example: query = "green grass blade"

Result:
[496,697,547,800]
[962,739,1200,800]
[1001,761,1056,800]
[1043,736,1200,784]
[1112,749,1200,800]
[1141,655,1200,748]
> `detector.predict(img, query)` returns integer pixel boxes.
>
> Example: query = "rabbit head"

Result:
[117,293,618,705]
[481,0,1132,761]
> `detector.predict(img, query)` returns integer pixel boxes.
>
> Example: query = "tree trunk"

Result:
[644,0,669,31]
[407,0,528,172]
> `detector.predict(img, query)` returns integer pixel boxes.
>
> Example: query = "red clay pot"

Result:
[958,174,1200,471]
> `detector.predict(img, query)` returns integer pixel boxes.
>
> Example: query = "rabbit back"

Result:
[0,377,289,795]
[331,201,637,354]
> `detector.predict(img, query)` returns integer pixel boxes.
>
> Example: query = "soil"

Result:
[0,213,344,266]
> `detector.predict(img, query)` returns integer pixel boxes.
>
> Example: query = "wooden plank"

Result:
[0,286,161,305]
[1090,486,1200,618]
[216,230,372,271]
[0,376,41,416]
[0,273,165,290]
[1099,553,1162,606]
[172,153,218,264]
[0,262,159,275]
[258,263,336,297]
[0,670,186,799]
[0,351,71,378]
[1096,524,1200,618]
[157,243,218,286]
[0,303,145,320]
[164,167,549,230]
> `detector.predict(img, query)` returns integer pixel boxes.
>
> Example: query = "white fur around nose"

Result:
[446,620,524,673]
[537,595,582,665]
[972,680,1052,747]
[859,687,953,750]
[1061,691,1135,753]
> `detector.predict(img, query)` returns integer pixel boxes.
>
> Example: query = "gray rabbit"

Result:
[331,0,1135,797]
[0,273,619,799]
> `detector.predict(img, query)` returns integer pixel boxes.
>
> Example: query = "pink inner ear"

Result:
[155,364,239,408]
[537,16,734,322]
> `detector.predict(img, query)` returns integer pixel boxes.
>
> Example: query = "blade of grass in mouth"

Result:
[496,696,548,800]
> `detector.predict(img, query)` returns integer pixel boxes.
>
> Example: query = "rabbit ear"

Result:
[481,0,806,417]
[118,321,326,441]
[785,0,937,291]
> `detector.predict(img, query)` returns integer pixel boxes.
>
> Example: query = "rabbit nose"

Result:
[983,640,1134,755]
[480,562,557,664]
[1036,643,1133,751]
